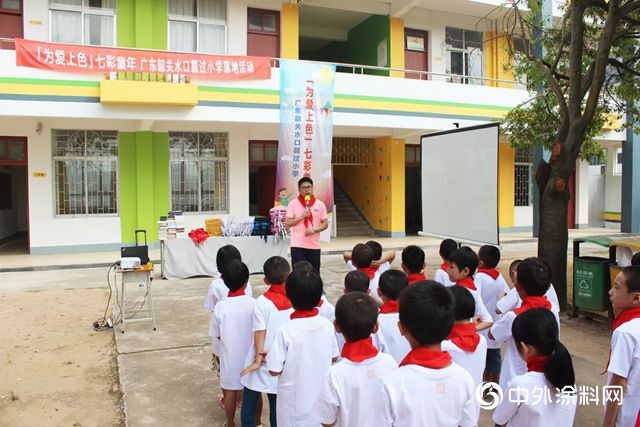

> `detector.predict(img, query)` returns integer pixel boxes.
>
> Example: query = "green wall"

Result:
[117,0,167,49]
[120,132,169,244]
[346,14,390,76]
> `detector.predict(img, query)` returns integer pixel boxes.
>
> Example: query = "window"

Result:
[53,129,118,215]
[249,141,278,165]
[1,0,21,11]
[168,0,226,54]
[514,147,533,206]
[169,132,228,212]
[445,27,483,85]
[405,145,421,167]
[49,0,116,46]
[614,148,623,175]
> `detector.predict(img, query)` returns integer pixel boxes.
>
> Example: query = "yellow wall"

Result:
[281,3,299,60]
[485,32,514,88]
[334,137,405,235]
[498,143,515,228]
[389,18,405,78]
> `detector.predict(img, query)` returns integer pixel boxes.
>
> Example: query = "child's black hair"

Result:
[478,245,501,269]
[509,259,522,275]
[622,265,640,292]
[263,256,291,285]
[335,292,379,342]
[402,245,425,274]
[292,260,315,273]
[632,252,640,266]
[352,243,373,269]
[399,281,455,346]
[216,244,241,274]
[439,239,458,261]
[344,270,370,293]
[378,269,409,301]
[221,259,249,292]
[286,269,323,310]
[449,246,479,276]
[448,285,476,321]
[517,257,551,296]
[365,240,383,261]
[512,308,575,391]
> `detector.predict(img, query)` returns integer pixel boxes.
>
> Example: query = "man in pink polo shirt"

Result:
[285,177,329,273]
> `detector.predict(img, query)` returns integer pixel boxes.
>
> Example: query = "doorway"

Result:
[249,141,278,217]
[247,8,280,58]
[0,137,29,255]
[405,144,422,235]
[404,29,428,80]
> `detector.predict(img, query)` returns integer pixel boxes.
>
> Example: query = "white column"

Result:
[575,159,590,228]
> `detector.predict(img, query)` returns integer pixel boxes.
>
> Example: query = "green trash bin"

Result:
[573,236,615,312]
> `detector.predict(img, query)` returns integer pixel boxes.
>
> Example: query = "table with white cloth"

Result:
[160,236,290,279]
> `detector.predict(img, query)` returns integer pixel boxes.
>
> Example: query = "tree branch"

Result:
[568,0,587,120]
[620,0,640,15]
[552,8,571,72]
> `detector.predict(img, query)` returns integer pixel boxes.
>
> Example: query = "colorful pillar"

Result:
[622,115,640,233]
[281,3,299,60]
[484,31,514,88]
[389,18,405,78]
[497,143,515,229]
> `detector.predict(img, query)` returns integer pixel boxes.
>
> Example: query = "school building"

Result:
[0,0,636,254]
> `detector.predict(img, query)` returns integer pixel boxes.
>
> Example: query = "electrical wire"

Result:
[93,262,118,331]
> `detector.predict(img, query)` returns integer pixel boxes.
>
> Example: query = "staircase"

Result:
[333,184,374,237]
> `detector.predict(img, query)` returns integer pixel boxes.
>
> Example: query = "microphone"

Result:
[304,195,311,208]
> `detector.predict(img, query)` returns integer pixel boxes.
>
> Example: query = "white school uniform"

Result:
[442,334,488,425]
[240,295,294,394]
[491,309,561,391]
[375,361,476,427]
[347,260,391,274]
[375,312,412,364]
[209,294,255,390]
[607,317,640,427]
[318,295,336,321]
[434,268,455,287]
[474,271,511,349]
[466,287,493,324]
[493,372,577,427]
[204,277,254,355]
[313,352,398,427]
[496,285,560,315]
[267,315,339,427]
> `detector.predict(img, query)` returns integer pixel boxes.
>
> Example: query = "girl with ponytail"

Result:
[493,308,577,426]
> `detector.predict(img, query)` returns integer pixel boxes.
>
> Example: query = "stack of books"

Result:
[157,216,168,241]
[167,211,186,239]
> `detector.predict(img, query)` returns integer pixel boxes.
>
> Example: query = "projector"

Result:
[120,257,141,270]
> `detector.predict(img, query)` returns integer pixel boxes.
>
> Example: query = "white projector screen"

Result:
[420,123,499,245]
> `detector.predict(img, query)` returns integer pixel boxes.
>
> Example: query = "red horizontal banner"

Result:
[15,38,271,81]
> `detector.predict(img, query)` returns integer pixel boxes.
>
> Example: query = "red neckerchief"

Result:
[290,308,319,319]
[527,356,550,372]
[477,268,500,280]
[447,323,480,352]
[456,277,477,291]
[379,299,399,314]
[341,337,379,362]
[357,265,379,280]
[297,194,316,228]
[601,307,640,374]
[513,296,551,315]
[400,347,452,369]
[408,273,426,285]
[440,262,449,272]
[228,289,245,297]
[263,284,292,311]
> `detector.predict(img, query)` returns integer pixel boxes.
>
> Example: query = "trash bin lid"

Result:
[611,236,640,251]
[573,236,614,248]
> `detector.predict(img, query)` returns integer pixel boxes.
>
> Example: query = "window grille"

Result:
[332,138,373,165]
[514,147,533,206]
[169,131,228,213]
[52,129,118,215]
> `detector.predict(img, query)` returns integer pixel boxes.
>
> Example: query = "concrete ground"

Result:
[0,229,626,426]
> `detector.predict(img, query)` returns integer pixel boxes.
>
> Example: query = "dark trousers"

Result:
[290,247,321,273]
[240,387,277,427]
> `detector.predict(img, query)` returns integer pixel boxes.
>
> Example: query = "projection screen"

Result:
[420,123,500,245]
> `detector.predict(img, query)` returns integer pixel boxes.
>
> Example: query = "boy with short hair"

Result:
[344,270,370,294]
[401,245,427,284]
[603,266,640,427]
[474,245,510,385]
[314,292,398,426]
[350,243,383,304]
[210,260,256,427]
[374,269,412,364]
[442,286,487,425]
[267,269,339,427]
[447,247,493,331]
[489,257,558,392]
[292,259,336,320]
[240,256,293,427]
[496,259,561,317]
[375,281,476,427]
[631,252,640,266]
[343,240,395,273]
[434,239,458,287]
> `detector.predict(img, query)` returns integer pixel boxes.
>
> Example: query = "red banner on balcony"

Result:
[14,38,271,81]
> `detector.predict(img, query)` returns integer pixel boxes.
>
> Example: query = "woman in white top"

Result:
[493,308,577,427]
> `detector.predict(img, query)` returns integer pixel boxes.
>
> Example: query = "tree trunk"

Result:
[537,167,571,311]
